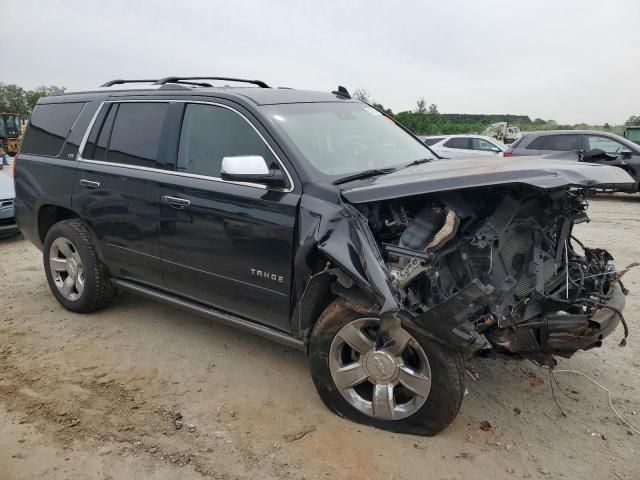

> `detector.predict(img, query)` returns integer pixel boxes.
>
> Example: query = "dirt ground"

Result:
[1,183,639,479]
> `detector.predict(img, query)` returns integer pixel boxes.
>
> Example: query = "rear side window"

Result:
[21,103,86,156]
[443,137,470,149]
[82,103,169,168]
[542,135,578,151]
[525,136,548,149]
[177,103,274,178]
[423,137,443,146]
[108,103,169,168]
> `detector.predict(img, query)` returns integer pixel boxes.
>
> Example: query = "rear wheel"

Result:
[309,299,465,435]
[43,219,114,313]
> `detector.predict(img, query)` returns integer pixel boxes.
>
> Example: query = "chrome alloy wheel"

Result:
[329,318,432,421]
[49,237,85,301]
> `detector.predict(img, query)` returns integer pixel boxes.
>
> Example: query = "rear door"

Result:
[158,101,299,333]
[73,101,172,288]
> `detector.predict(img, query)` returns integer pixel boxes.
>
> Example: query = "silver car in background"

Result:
[0,171,18,237]
[418,134,506,158]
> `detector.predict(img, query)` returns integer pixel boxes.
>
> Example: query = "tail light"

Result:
[503,152,513,157]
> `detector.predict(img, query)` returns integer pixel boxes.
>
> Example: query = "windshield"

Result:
[263,102,435,176]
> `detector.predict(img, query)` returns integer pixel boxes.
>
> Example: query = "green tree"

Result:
[415,97,427,114]
[625,115,640,126]
[25,85,66,111]
[428,103,439,114]
[0,83,65,115]
[0,83,28,114]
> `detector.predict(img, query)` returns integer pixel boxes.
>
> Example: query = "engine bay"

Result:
[356,186,627,365]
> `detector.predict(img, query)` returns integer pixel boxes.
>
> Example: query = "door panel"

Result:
[73,164,163,286]
[159,176,298,332]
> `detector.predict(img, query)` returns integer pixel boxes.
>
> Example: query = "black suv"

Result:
[14,77,633,435]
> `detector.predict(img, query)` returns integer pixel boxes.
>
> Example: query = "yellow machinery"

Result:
[0,113,23,155]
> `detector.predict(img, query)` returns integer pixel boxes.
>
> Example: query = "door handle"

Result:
[80,179,100,189]
[162,195,191,208]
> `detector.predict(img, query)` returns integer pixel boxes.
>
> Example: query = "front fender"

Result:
[294,195,401,318]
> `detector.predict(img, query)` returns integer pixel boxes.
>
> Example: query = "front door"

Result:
[158,102,299,332]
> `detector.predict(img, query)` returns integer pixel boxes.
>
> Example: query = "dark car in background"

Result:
[505,130,640,192]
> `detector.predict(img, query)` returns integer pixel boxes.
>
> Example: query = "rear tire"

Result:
[309,299,465,435]
[43,219,114,313]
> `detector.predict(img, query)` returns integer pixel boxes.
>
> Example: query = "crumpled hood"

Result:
[0,173,15,200]
[340,156,635,203]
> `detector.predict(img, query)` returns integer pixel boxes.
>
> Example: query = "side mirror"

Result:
[582,148,607,161]
[490,146,501,153]
[620,149,633,159]
[220,155,286,187]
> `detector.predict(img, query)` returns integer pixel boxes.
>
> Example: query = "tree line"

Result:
[352,87,638,136]
[0,83,65,116]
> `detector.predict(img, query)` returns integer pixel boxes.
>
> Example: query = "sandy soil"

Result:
[1,185,639,479]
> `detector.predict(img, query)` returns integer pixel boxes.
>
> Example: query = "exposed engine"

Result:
[358,186,627,365]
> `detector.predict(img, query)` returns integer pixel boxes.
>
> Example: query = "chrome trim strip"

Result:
[112,278,305,351]
[76,99,295,193]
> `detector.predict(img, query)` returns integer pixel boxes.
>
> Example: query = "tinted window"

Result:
[424,137,443,146]
[21,103,85,156]
[443,137,470,149]
[542,135,578,151]
[472,138,499,151]
[177,104,273,177]
[105,103,168,168]
[525,136,548,149]
[84,104,118,161]
[585,135,631,155]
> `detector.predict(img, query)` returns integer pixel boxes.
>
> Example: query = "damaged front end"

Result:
[296,184,629,367]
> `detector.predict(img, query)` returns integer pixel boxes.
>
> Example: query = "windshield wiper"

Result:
[402,158,433,169]
[332,168,397,185]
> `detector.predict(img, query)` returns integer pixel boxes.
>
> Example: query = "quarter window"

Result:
[525,136,548,150]
[177,104,274,177]
[443,137,470,149]
[20,103,86,156]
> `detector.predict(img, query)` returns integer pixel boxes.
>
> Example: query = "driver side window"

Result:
[178,103,274,178]
[585,135,628,155]
[472,138,498,151]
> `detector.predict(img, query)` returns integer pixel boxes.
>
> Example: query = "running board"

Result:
[111,279,306,351]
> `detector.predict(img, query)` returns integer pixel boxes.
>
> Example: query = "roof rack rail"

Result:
[153,76,270,88]
[100,79,159,87]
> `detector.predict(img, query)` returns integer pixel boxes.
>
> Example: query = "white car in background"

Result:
[418,134,507,158]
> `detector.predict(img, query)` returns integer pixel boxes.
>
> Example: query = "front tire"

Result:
[309,299,465,435]
[43,219,114,313]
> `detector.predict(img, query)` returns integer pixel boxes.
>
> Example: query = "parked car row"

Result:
[418,130,640,192]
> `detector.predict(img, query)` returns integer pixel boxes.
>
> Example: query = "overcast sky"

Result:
[3,0,639,124]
